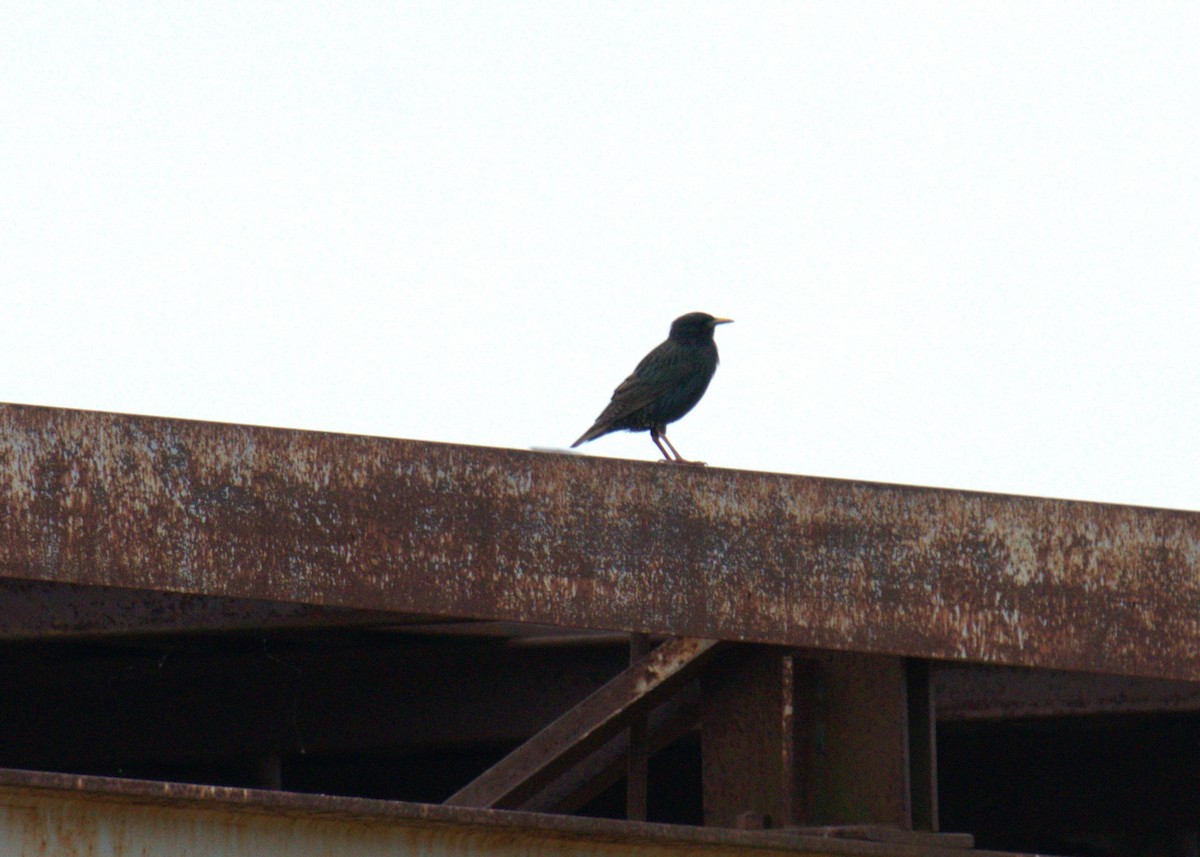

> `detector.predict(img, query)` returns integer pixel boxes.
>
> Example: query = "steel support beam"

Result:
[701,648,914,831]
[907,659,938,832]
[5,402,1200,680]
[0,579,412,639]
[794,651,912,828]
[934,663,1200,720]
[519,680,700,815]
[0,768,1030,857]
[626,632,653,821]
[701,646,802,828]
[445,637,720,809]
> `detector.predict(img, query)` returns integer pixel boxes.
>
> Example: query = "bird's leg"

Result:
[657,428,706,466]
[660,430,685,462]
[650,427,676,462]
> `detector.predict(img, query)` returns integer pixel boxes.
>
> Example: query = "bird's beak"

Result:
[712,317,733,326]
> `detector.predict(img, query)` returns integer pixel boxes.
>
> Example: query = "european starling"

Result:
[571,312,732,463]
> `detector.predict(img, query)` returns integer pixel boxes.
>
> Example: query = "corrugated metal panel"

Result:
[4,402,1200,680]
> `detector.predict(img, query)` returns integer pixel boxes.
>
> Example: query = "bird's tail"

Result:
[570,423,606,448]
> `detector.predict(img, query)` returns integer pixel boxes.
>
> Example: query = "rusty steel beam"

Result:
[701,646,804,828]
[906,660,938,832]
[678,645,920,832]
[792,652,912,828]
[519,680,701,815]
[0,579,412,639]
[445,637,721,809]
[773,828,974,850]
[626,632,653,822]
[934,663,1200,720]
[4,402,1200,680]
[0,768,1030,857]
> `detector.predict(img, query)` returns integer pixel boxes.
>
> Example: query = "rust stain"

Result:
[634,638,715,693]
[3,402,1200,680]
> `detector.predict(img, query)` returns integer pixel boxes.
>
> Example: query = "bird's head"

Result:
[669,312,733,344]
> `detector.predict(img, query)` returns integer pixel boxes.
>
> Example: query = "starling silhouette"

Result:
[572,312,732,463]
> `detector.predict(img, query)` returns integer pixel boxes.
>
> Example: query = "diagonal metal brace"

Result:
[444,636,722,809]
[520,678,701,814]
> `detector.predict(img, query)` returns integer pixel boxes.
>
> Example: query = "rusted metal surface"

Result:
[793,652,911,828]
[905,660,938,832]
[701,648,914,831]
[520,679,701,814]
[627,632,653,822]
[445,637,720,809]
[933,663,1200,720]
[0,579,412,639]
[775,829,973,850]
[3,402,1200,680]
[0,767,1033,857]
[700,648,816,825]
[701,646,804,828]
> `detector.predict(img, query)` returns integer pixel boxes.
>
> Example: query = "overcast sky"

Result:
[3,3,1198,510]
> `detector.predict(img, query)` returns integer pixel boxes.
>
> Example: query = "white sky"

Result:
[3,3,1198,510]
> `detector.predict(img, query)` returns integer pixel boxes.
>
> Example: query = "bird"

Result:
[571,312,732,463]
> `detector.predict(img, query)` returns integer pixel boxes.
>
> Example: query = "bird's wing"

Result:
[604,373,673,417]
[596,342,698,422]
[572,340,709,447]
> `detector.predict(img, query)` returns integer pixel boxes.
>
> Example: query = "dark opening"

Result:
[939,713,1200,856]
[3,628,1199,854]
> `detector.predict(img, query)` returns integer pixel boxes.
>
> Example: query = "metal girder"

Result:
[4,403,1200,680]
[519,680,700,815]
[0,579,408,638]
[794,652,912,829]
[626,632,653,821]
[700,646,804,828]
[0,768,1027,857]
[698,648,929,833]
[934,663,1200,720]
[907,659,938,832]
[444,637,720,809]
